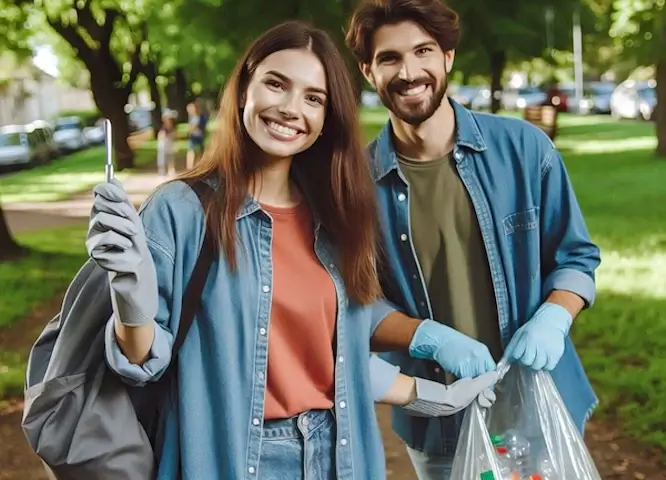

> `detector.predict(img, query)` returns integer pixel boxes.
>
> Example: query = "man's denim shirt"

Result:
[370,100,602,456]
[103,180,398,479]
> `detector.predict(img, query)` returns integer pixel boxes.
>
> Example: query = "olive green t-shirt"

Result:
[397,154,503,378]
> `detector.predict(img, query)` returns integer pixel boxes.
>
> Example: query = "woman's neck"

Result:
[250,155,302,207]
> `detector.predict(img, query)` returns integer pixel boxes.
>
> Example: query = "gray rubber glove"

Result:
[85,178,158,327]
[403,370,499,417]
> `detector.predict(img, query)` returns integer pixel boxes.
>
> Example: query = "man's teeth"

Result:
[401,85,428,96]
[267,121,298,136]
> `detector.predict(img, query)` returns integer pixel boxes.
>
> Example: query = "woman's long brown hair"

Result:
[176,21,382,304]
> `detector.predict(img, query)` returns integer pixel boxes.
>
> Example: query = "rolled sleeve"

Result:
[543,267,596,307]
[369,354,401,402]
[104,317,174,387]
[370,298,399,335]
[540,148,601,307]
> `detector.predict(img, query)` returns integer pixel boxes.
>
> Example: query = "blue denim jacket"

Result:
[104,180,398,479]
[370,100,601,456]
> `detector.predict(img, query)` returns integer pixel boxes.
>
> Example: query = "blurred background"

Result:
[0,0,665,478]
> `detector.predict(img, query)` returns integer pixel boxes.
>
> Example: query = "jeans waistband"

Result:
[262,409,335,441]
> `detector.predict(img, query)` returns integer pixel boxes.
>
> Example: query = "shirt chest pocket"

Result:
[502,207,539,236]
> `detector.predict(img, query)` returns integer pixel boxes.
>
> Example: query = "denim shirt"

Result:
[370,100,601,456]
[103,180,398,479]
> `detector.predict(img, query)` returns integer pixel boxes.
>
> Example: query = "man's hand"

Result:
[503,302,572,371]
[409,320,496,378]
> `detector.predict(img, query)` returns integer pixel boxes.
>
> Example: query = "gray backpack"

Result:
[21,181,215,479]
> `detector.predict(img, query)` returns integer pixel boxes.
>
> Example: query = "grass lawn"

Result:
[0,142,157,205]
[1,110,666,450]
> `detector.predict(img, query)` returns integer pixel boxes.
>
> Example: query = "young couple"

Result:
[86,0,601,478]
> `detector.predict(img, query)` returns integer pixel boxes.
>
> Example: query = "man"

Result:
[346,0,602,478]
[185,101,207,169]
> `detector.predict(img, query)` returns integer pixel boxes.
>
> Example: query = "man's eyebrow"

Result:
[375,40,438,59]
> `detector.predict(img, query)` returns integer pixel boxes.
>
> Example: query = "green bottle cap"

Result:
[490,434,504,446]
[480,471,496,480]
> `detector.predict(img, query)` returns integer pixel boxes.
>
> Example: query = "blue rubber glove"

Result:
[409,320,496,379]
[503,302,573,371]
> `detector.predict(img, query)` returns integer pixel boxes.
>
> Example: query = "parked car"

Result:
[450,86,486,109]
[502,86,547,110]
[53,116,89,151]
[83,118,106,145]
[0,124,51,168]
[610,79,657,121]
[29,120,61,159]
[544,84,574,112]
[128,108,153,132]
[578,81,616,114]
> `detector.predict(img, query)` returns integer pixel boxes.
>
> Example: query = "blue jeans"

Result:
[406,446,453,480]
[258,409,336,480]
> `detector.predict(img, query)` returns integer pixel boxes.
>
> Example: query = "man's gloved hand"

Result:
[503,303,572,371]
[409,320,496,378]
[85,179,158,327]
[403,371,499,417]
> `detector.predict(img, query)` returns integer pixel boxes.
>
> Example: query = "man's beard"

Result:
[377,74,447,125]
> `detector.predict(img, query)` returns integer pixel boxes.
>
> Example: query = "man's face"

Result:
[362,21,454,125]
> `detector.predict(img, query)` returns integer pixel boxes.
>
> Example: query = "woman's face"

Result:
[242,48,328,161]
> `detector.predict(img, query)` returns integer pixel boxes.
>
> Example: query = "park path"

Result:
[5,171,169,234]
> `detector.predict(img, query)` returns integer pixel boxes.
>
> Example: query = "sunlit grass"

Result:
[0,145,157,204]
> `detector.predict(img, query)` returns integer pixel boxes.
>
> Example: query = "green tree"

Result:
[14,0,155,169]
[0,1,33,260]
[610,0,666,156]
[451,0,596,112]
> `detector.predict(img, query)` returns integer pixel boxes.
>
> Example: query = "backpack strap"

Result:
[172,180,216,357]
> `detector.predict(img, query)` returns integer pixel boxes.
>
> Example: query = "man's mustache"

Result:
[388,77,432,93]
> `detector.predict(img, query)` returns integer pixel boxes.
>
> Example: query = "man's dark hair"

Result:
[345,0,461,64]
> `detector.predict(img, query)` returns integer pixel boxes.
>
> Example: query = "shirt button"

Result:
[252,418,260,426]
[329,263,335,269]
[400,234,408,241]
[258,371,264,379]
[262,285,270,293]
[302,417,310,426]
[339,401,346,409]
[248,467,255,474]
[397,193,406,202]
[259,327,266,335]
[434,367,441,374]
[454,151,462,160]
[412,273,418,279]
[338,356,344,363]
[340,438,348,446]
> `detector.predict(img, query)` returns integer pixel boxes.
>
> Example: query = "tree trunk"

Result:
[655,58,666,158]
[145,60,163,134]
[165,70,190,123]
[489,50,507,114]
[0,204,26,261]
[88,65,135,171]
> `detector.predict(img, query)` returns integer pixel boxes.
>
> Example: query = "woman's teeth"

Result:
[267,121,298,136]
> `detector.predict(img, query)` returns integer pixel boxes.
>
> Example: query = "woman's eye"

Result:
[266,80,283,90]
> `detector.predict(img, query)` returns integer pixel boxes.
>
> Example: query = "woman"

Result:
[156,112,177,177]
[86,21,496,479]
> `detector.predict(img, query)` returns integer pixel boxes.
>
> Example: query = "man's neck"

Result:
[389,96,456,161]
[250,156,301,207]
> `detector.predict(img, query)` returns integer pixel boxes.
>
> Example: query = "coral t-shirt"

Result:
[261,202,337,420]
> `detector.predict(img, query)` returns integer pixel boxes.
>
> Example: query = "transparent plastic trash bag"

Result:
[450,361,602,480]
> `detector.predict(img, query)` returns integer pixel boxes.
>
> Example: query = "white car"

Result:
[0,124,51,168]
[53,116,89,152]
